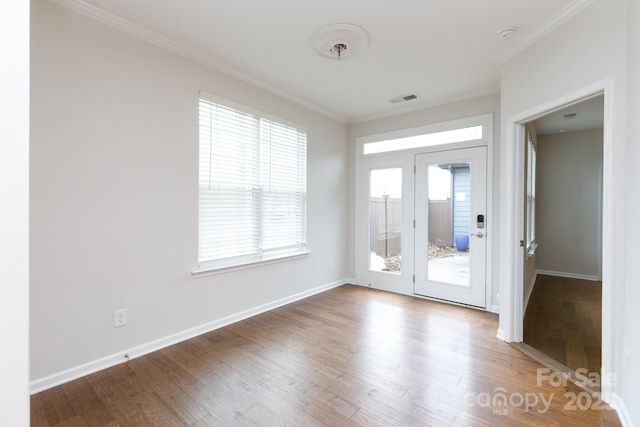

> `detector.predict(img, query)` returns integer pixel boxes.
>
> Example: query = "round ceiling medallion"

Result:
[497,27,517,40]
[311,24,370,60]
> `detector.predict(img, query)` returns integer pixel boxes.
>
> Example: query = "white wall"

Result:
[0,0,30,424]
[348,93,501,309]
[499,0,632,421]
[30,0,349,386]
[622,0,640,424]
[536,129,603,279]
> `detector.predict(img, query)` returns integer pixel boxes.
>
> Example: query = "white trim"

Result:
[610,394,633,427]
[535,269,599,282]
[192,251,311,278]
[0,0,30,423]
[496,0,598,64]
[357,114,493,157]
[47,0,344,123]
[30,279,347,394]
[484,115,495,312]
[498,119,526,343]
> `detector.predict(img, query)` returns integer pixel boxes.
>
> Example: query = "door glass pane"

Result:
[369,168,402,274]
[426,163,470,287]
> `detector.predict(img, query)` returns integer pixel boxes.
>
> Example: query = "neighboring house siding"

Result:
[453,166,470,239]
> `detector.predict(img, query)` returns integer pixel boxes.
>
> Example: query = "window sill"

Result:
[192,250,311,278]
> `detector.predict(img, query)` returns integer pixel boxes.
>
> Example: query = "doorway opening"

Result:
[521,95,604,387]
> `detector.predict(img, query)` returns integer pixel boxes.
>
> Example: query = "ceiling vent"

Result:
[563,112,578,119]
[389,94,418,104]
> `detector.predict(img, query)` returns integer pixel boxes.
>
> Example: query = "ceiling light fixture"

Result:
[311,24,370,60]
[330,43,348,59]
[497,27,517,40]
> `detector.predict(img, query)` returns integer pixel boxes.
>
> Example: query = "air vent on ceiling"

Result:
[389,94,418,104]
[563,112,578,119]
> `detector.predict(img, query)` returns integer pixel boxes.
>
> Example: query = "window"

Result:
[198,96,307,270]
[526,130,537,254]
[363,125,482,155]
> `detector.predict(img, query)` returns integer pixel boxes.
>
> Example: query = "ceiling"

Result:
[534,95,604,136]
[61,0,592,123]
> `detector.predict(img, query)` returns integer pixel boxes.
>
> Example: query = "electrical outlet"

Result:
[113,309,127,328]
[327,260,334,270]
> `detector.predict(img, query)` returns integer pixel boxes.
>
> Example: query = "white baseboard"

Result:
[490,305,500,314]
[496,328,506,341]
[535,269,600,281]
[610,393,634,427]
[30,278,347,394]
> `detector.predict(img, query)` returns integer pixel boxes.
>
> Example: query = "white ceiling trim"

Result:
[496,0,598,64]
[47,0,597,124]
[48,0,347,123]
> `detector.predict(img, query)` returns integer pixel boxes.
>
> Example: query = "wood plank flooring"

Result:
[524,275,602,377]
[31,285,620,426]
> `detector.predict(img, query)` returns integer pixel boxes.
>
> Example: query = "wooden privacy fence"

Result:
[370,197,402,257]
[428,199,452,247]
[370,197,452,257]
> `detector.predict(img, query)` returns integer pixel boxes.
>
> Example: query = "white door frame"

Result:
[354,114,494,310]
[498,79,616,399]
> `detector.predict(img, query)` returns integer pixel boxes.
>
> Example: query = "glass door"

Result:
[414,147,487,307]
[355,156,414,294]
[368,168,403,274]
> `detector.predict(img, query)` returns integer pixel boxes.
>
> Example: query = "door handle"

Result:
[470,232,484,238]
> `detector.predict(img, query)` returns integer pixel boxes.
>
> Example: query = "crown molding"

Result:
[496,0,598,64]
[48,0,596,125]
[48,0,347,123]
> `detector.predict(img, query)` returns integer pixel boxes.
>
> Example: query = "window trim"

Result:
[192,250,311,278]
[357,114,492,159]
[194,91,308,275]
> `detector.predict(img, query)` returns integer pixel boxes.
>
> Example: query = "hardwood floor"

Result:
[31,285,620,426]
[524,275,602,377]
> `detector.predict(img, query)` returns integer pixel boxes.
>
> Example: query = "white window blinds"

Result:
[198,97,307,268]
[526,131,536,252]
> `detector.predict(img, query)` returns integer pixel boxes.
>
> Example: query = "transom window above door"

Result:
[363,126,482,155]
[359,114,491,157]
